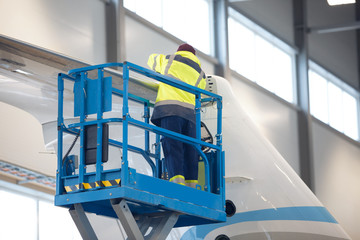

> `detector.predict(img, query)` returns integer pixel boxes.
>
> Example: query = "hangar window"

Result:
[228,8,296,104]
[39,200,82,239]
[309,62,359,141]
[0,182,81,240]
[327,0,355,6]
[124,0,212,55]
[0,189,37,239]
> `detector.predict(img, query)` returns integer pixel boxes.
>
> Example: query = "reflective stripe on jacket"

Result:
[147,51,206,106]
[147,51,206,125]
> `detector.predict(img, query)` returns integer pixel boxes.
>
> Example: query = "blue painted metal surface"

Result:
[55,61,226,226]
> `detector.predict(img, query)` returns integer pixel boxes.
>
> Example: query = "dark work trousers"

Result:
[160,116,198,181]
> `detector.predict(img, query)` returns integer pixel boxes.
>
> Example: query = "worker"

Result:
[147,43,206,188]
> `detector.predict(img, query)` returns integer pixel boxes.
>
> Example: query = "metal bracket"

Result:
[215,133,223,143]
[69,203,98,240]
[111,199,179,240]
[129,168,137,185]
[142,111,150,119]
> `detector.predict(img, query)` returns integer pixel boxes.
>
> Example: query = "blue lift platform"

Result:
[55,62,226,240]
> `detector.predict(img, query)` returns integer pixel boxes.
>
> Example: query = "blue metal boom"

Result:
[55,62,225,239]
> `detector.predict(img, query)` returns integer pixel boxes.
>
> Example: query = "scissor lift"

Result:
[55,62,225,240]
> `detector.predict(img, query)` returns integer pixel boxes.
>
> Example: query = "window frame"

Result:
[0,180,82,240]
[123,0,214,56]
[309,60,360,141]
[227,7,297,104]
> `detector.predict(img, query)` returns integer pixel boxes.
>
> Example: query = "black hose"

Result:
[62,132,80,165]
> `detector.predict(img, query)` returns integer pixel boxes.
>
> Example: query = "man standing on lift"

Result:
[147,43,206,188]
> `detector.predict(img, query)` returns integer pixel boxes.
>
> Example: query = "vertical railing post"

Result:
[155,134,162,179]
[144,101,153,176]
[196,93,210,192]
[121,63,129,185]
[221,151,225,210]
[216,98,223,146]
[144,103,150,153]
[96,68,104,185]
[78,72,86,190]
[216,97,224,208]
[56,74,65,195]
[195,93,201,141]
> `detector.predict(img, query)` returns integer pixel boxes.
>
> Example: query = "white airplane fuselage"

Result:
[165,76,350,240]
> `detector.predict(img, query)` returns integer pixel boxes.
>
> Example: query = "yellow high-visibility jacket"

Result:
[147,50,206,126]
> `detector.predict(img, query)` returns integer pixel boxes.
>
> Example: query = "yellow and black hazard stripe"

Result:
[65,179,121,193]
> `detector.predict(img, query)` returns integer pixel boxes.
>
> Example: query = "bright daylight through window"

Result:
[327,0,355,6]
[309,63,359,141]
[228,8,295,104]
[0,186,81,240]
[124,0,212,55]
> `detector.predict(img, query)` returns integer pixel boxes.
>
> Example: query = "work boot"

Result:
[169,175,185,186]
[185,180,199,189]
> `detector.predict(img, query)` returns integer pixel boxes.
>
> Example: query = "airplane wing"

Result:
[0,34,158,124]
